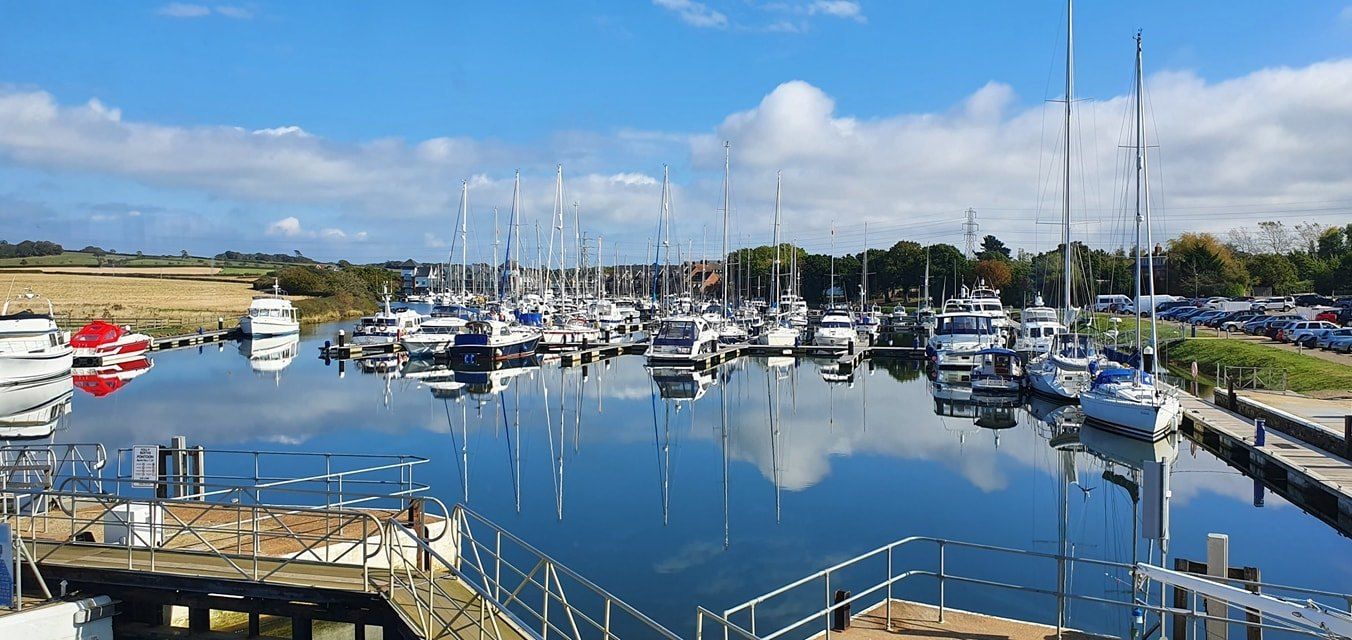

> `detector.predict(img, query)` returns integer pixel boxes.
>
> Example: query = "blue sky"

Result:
[2,1,1351,262]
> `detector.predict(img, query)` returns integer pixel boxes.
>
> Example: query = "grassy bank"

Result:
[295,292,379,325]
[1164,338,1352,393]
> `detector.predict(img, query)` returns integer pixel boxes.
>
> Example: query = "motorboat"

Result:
[818,362,854,385]
[1026,333,1098,400]
[647,365,716,402]
[812,309,856,348]
[539,317,604,348]
[926,313,999,379]
[715,319,750,345]
[0,373,72,439]
[238,334,300,375]
[646,316,720,362]
[240,281,300,337]
[0,289,72,386]
[855,305,884,339]
[970,347,1023,396]
[755,322,800,347]
[401,315,471,356]
[352,289,426,346]
[1013,297,1065,357]
[71,320,152,364]
[73,357,154,397]
[448,320,541,369]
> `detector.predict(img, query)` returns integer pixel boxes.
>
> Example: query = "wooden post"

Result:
[1206,534,1229,640]
[1238,566,1262,640]
[248,612,261,638]
[1172,558,1192,640]
[292,616,313,640]
[189,607,211,632]
[1345,416,1351,460]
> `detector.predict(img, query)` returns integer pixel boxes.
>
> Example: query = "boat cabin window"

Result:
[935,316,992,335]
[656,321,696,341]
[821,320,852,329]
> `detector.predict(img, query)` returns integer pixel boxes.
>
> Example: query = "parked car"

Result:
[1217,312,1264,331]
[1250,296,1294,312]
[1293,293,1335,307]
[1175,308,1211,322]
[1264,318,1300,339]
[1188,310,1227,326]
[1315,307,1352,326]
[1278,320,1338,343]
[1246,314,1299,335]
[1094,294,1131,313]
[1328,332,1352,353]
[1294,324,1341,347]
[1159,306,1198,321]
[1314,327,1352,349]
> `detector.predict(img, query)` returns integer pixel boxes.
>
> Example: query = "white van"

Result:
[1094,294,1130,312]
[1124,294,1180,315]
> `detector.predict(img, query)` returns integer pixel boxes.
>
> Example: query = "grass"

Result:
[1164,338,1352,393]
[0,251,302,272]
[4,272,259,318]
[1086,313,1186,343]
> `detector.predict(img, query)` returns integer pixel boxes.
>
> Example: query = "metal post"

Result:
[938,540,946,623]
[886,546,893,630]
[1345,416,1351,460]
[824,571,831,640]
[1206,534,1229,640]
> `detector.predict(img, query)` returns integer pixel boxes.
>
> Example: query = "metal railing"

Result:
[697,536,1352,640]
[0,442,107,517]
[440,505,683,640]
[1218,365,1288,393]
[112,447,429,509]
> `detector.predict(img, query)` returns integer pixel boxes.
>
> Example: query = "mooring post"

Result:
[337,329,346,347]
[1345,415,1351,460]
[171,435,187,499]
[1206,534,1230,640]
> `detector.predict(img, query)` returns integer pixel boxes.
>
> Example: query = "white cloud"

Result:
[126,210,142,217]
[2,57,1352,259]
[319,228,346,239]
[423,233,448,249]
[157,3,211,18]
[652,0,728,29]
[805,0,865,23]
[156,3,252,19]
[266,216,302,237]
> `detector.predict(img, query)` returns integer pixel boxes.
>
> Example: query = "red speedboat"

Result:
[71,320,152,363]
[73,358,154,397]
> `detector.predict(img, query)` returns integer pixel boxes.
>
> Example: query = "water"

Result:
[11,320,1351,637]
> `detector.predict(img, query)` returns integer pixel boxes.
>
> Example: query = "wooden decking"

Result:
[1178,391,1352,536]
[815,600,1109,640]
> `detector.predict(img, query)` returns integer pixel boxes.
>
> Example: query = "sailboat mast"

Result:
[493,207,500,300]
[1136,31,1161,377]
[510,170,522,301]
[771,171,782,313]
[861,222,869,309]
[721,140,731,317]
[1062,0,1075,323]
[459,180,469,299]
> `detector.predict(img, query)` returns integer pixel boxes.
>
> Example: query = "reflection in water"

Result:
[73,357,154,397]
[0,373,73,439]
[238,334,300,380]
[5,324,1343,638]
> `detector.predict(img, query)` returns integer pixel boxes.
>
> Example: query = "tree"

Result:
[1244,253,1297,293]
[977,235,1011,261]
[1316,227,1346,261]
[1256,221,1293,254]
[1167,233,1248,296]
[135,250,144,258]
[1293,222,1323,255]
[180,249,189,258]
[974,259,1012,289]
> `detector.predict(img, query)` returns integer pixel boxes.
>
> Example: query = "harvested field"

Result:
[4,265,224,275]
[3,272,263,318]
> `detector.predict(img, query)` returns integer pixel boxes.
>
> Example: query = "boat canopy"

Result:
[976,347,1018,357]
[1090,367,1151,387]
[71,320,128,347]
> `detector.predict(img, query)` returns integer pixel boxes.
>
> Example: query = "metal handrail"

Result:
[450,505,683,640]
[712,535,1352,640]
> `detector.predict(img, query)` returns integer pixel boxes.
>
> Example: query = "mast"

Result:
[721,140,731,318]
[923,248,931,309]
[771,171,782,314]
[546,165,562,299]
[1061,0,1075,324]
[861,222,869,310]
[492,207,500,300]
[1135,31,1162,379]
[507,170,521,301]
[459,180,469,299]
[573,201,582,299]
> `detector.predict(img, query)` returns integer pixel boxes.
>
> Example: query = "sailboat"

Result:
[1026,0,1100,401]
[715,141,749,345]
[757,171,799,347]
[648,166,721,362]
[1079,32,1180,441]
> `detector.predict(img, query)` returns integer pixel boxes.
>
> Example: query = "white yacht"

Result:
[1080,33,1180,441]
[812,308,856,348]
[0,372,72,439]
[352,289,426,346]
[970,347,1023,396]
[0,289,72,386]
[855,305,883,339]
[401,305,477,356]
[240,280,300,337]
[238,334,300,375]
[926,313,999,378]
[1014,296,1065,357]
[646,316,720,362]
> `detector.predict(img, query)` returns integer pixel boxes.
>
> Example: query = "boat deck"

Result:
[813,600,1109,640]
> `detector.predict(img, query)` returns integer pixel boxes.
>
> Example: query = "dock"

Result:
[150,328,237,351]
[319,340,403,360]
[1177,391,1352,536]
[810,600,1108,640]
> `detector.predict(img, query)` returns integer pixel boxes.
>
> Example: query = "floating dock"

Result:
[319,340,403,360]
[1178,391,1352,536]
[810,600,1108,640]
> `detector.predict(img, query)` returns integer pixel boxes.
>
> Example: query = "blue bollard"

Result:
[1255,417,1266,447]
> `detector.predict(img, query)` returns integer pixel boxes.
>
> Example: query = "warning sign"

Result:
[132,445,159,488]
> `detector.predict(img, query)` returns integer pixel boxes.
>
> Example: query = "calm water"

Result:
[10,320,1351,637]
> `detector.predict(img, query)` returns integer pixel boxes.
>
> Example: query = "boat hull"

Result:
[0,346,73,387]
[1080,386,1181,441]
[448,335,541,369]
[240,316,300,337]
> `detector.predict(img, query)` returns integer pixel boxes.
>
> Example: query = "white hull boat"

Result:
[0,291,73,387]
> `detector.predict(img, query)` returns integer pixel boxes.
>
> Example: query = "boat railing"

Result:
[431,504,684,640]
[701,535,1352,640]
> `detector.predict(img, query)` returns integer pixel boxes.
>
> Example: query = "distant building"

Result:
[400,263,444,295]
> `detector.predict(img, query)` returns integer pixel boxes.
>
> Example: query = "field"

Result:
[3,272,262,334]
[0,251,294,273]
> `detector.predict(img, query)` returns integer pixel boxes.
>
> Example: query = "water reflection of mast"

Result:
[766,361,785,523]
[648,376,672,525]
[720,369,730,549]
[443,395,471,503]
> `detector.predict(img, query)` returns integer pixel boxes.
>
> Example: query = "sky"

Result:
[2,1,1351,264]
